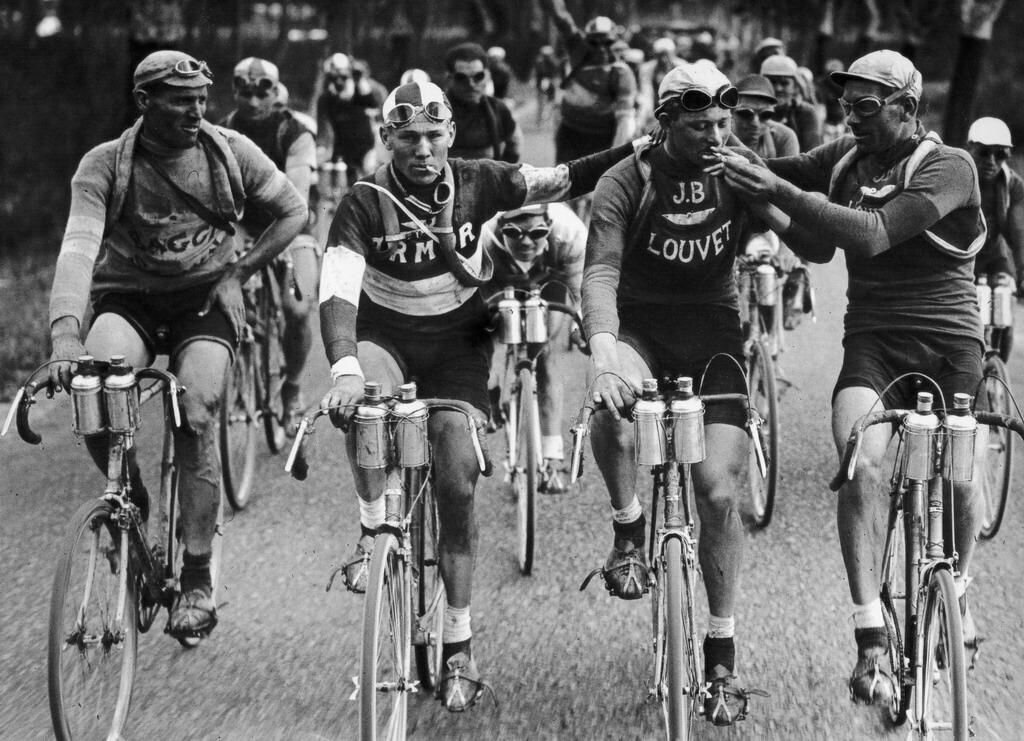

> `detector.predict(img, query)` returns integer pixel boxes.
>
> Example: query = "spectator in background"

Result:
[316,52,386,181]
[691,28,717,63]
[750,36,784,74]
[487,46,513,100]
[761,54,822,151]
[732,74,798,158]
[444,42,522,162]
[534,45,561,125]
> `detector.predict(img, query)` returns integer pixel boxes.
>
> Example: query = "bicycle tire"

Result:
[658,536,697,740]
[879,504,909,726]
[258,272,287,453]
[220,343,258,510]
[916,568,968,740]
[746,339,779,528]
[514,367,539,575]
[410,467,445,692]
[978,353,1012,540]
[360,532,410,741]
[48,498,138,741]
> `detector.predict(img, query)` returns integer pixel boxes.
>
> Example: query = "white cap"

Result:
[323,52,352,76]
[233,57,279,85]
[400,68,431,85]
[653,37,676,55]
[760,54,798,78]
[967,117,1013,147]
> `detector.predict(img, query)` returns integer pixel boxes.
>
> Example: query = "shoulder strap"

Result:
[136,147,236,235]
[902,131,942,188]
[480,97,503,159]
[624,145,656,253]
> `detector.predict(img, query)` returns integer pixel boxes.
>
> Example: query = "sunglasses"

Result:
[453,71,487,85]
[384,100,453,128]
[174,58,213,79]
[329,74,351,84]
[660,84,739,114]
[587,36,615,47]
[233,76,276,99]
[975,146,1011,162]
[500,223,551,241]
[838,83,912,118]
[734,107,775,122]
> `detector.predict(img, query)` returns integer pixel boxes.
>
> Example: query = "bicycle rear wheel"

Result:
[257,272,287,453]
[360,532,410,741]
[653,536,698,740]
[220,342,258,510]
[409,467,445,692]
[746,339,779,528]
[49,498,138,741]
[978,353,1012,540]
[513,367,540,575]
[915,568,968,740]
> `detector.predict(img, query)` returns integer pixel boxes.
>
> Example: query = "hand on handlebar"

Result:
[49,334,88,393]
[320,375,365,430]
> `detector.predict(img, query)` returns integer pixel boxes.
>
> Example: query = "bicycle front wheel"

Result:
[513,367,540,575]
[746,339,779,528]
[257,274,287,453]
[409,467,445,692]
[915,568,968,740]
[220,343,258,510]
[978,353,1012,540]
[49,498,138,741]
[654,536,699,741]
[879,502,909,725]
[360,532,411,741]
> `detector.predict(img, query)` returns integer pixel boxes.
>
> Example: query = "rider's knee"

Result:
[179,386,220,439]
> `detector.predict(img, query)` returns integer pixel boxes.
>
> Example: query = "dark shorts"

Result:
[835,330,984,409]
[619,303,748,427]
[361,329,491,415]
[92,283,237,363]
[554,124,614,164]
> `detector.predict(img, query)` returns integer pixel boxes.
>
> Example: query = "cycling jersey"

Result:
[560,60,636,138]
[448,96,520,163]
[317,88,383,164]
[778,100,822,152]
[975,163,1024,277]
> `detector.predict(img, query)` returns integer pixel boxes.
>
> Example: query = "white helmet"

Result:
[323,52,352,77]
[967,117,1012,147]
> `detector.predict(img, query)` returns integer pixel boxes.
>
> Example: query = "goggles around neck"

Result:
[839,81,914,118]
[500,223,551,242]
[734,107,774,122]
[659,84,739,115]
[384,100,453,128]
[233,76,276,99]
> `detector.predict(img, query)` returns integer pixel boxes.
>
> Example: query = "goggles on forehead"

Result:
[453,71,487,85]
[384,100,453,128]
[974,145,1011,162]
[175,58,213,79]
[838,81,914,119]
[734,107,774,122]
[500,223,551,241]
[233,76,276,98]
[659,84,739,115]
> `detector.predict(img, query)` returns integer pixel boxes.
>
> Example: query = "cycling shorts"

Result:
[618,303,747,427]
[361,328,491,415]
[93,283,236,363]
[835,329,984,409]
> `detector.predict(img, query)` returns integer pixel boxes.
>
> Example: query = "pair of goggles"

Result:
[175,58,213,79]
[384,101,452,128]
[659,84,739,115]
[453,71,487,85]
[838,81,914,118]
[734,107,774,122]
[233,76,276,99]
[500,223,551,241]
[974,145,1010,162]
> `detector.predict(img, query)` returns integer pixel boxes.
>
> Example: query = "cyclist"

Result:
[637,37,686,129]
[317,80,639,711]
[486,45,513,101]
[444,42,522,163]
[583,63,775,725]
[221,57,319,430]
[721,49,987,707]
[47,50,307,638]
[315,51,385,183]
[480,202,587,493]
[533,45,561,126]
[274,83,318,137]
[759,54,822,152]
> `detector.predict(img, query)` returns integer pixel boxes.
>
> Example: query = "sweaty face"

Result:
[663,107,732,168]
[731,95,774,149]
[382,118,455,185]
[448,59,489,105]
[767,75,795,105]
[233,81,278,122]
[500,214,550,263]
[139,84,208,149]
[841,79,907,154]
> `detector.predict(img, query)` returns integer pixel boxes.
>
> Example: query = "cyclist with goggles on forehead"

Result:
[318,80,641,711]
[316,52,386,184]
[221,57,319,430]
[480,202,587,492]
[47,51,307,639]
[721,50,988,708]
[583,62,778,726]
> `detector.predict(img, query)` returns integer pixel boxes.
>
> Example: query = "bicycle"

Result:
[830,385,1024,739]
[574,374,768,740]
[488,285,584,575]
[219,259,289,510]
[735,248,782,528]
[285,381,491,740]
[2,354,225,741]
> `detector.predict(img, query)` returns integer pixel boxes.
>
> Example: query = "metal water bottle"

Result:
[942,392,977,483]
[354,381,389,469]
[497,287,522,344]
[976,276,992,326]
[755,263,777,307]
[633,378,667,465]
[904,392,940,480]
[669,376,705,463]
[70,355,105,435]
[103,355,140,433]
[393,382,429,468]
[993,281,1014,328]
[523,287,548,343]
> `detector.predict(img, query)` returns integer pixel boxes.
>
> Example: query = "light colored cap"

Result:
[623,48,645,65]
[133,50,212,89]
[653,37,676,55]
[656,61,730,109]
[754,37,784,54]
[233,57,279,84]
[760,54,798,78]
[499,204,548,222]
[382,81,450,122]
[584,16,615,39]
[968,117,1013,147]
[400,68,431,85]
[830,49,922,99]
[323,52,352,76]
[487,46,506,60]
[276,82,290,105]
[736,74,776,103]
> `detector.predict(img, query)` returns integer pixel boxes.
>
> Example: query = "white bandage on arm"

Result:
[318,245,366,306]
[330,355,365,382]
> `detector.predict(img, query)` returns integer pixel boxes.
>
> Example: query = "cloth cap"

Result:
[400,68,431,85]
[487,46,506,60]
[623,48,645,65]
[233,57,279,85]
[736,74,777,103]
[830,49,922,99]
[968,117,1013,147]
[657,61,730,110]
[133,50,211,89]
[323,52,352,76]
[584,16,615,39]
[382,81,451,122]
[760,54,798,78]
[499,204,549,222]
[276,82,290,106]
[653,37,676,55]
[754,37,784,54]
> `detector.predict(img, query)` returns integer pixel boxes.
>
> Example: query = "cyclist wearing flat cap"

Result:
[722,49,988,708]
[760,54,822,152]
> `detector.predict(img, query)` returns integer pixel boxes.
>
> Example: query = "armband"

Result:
[330,356,364,383]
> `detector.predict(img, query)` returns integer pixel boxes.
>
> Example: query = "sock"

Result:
[708,614,735,639]
[541,434,564,461]
[444,604,472,643]
[612,495,643,524]
[359,496,385,531]
[704,635,736,675]
[180,551,212,594]
[851,599,884,630]
[612,508,646,550]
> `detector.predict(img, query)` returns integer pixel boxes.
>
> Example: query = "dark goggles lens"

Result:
[587,36,615,47]
[977,146,1011,162]
[384,100,452,128]
[501,224,551,241]
[454,71,487,85]
[734,107,774,122]
[233,76,276,98]
[664,85,739,113]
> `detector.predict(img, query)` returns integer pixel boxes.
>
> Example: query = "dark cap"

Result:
[133,50,212,90]
[736,74,777,103]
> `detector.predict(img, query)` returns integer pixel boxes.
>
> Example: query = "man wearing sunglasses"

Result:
[721,49,988,709]
[315,51,386,186]
[583,62,775,726]
[480,203,587,492]
[47,50,307,641]
[443,42,522,163]
[222,57,319,432]
[317,79,640,712]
